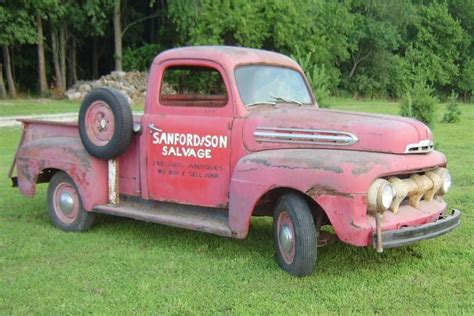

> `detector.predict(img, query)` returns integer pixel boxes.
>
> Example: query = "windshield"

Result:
[235,65,313,107]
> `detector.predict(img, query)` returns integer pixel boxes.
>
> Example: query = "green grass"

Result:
[0,99,473,314]
[0,99,144,117]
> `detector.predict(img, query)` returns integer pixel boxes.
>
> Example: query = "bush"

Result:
[291,48,331,108]
[307,64,331,108]
[400,81,438,125]
[123,44,163,71]
[442,91,461,123]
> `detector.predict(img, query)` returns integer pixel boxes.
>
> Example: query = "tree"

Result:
[169,0,354,90]
[36,14,48,96]
[340,0,416,97]
[0,2,36,97]
[113,0,123,71]
[0,64,6,99]
[114,0,163,71]
[403,2,465,90]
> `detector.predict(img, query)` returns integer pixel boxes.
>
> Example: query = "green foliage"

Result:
[3,0,474,97]
[400,80,438,125]
[0,3,36,45]
[123,44,163,71]
[459,59,474,99]
[339,0,416,97]
[168,0,354,91]
[442,91,462,123]
[292,48,330,108]
[404,2,465,89]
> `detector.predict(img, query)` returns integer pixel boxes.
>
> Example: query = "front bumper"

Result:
[372,209,461,249]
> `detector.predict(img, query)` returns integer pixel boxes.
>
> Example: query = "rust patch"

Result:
[238,167,258,173]
[349,221,361,229]
[351,161,378,176]
[306,185,353,199]
[247,157,343,173]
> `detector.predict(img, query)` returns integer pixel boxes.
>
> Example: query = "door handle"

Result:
[148,123,162,133]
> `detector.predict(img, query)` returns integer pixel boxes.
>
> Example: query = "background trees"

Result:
[0,0,472,100]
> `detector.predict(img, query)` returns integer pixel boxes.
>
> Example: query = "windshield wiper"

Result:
[246,101,276,107]
[270,95,302,106]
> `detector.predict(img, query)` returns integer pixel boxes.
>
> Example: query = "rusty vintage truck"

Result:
[9,46,461,276]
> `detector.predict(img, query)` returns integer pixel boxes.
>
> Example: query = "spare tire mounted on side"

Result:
[78,88,133,159]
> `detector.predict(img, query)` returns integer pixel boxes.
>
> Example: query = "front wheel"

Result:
[273,193,317,277]
[47,172,95,232]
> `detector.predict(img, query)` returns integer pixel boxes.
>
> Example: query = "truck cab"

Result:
[11,46,461,277]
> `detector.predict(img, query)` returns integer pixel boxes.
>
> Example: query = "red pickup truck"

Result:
[9,46,461,276]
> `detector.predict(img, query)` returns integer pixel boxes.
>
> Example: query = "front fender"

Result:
[228,149,447,241]
[16,137,108,211]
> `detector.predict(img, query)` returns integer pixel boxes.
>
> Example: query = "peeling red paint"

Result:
[10,46,455,249]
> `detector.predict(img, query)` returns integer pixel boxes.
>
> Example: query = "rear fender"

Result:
[16,137,108,211]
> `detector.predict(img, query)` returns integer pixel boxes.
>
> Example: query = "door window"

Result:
[160,66,228,107]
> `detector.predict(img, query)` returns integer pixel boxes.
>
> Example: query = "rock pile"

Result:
[64,71,148,104]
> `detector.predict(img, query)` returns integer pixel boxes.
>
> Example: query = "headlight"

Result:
[368,179,396,213]
[435,168,451,195]
[381,184,395,209]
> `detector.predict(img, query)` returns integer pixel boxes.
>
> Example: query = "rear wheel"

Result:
[273,193,317,276]
[48,172,95,232]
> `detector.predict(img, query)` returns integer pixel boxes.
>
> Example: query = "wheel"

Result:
[78,87,133,159]
[48,172,95,232]
[273,193,317,276]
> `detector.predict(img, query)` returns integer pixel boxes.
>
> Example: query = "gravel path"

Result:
[0,113,77,127]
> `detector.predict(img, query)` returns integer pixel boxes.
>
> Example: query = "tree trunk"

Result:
[71,39,78,83]
[113,0,123,71]
[50,27,64,92]
[60,24,67,89]
[67,37,77,87]
[37,14,48,96]
[92,37,99,79]
[0,64,7,99]
[2,46,16,98]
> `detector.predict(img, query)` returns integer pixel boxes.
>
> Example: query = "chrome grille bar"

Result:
[254,127,358,146]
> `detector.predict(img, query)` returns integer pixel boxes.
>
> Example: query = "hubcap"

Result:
[279,224,294,253]
[59,192,74,214]
[53,182,80,224]
[85,101,115,146]
[277,211,296,264]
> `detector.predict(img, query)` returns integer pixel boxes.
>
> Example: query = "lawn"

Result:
[0,99,472,314]
[0,99,144,117]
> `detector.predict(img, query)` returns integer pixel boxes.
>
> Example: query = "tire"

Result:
[273,193,317,277]
[78,87,133,159]
[48,172,95,232]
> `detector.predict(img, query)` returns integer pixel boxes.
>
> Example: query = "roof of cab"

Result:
[153,46,301,70]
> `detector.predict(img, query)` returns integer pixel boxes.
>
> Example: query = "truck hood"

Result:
[242,106,433,154]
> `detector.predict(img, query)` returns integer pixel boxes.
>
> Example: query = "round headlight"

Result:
[381,184,395,209]
[368,179,396,213]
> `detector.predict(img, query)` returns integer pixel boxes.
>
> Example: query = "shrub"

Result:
[400,81,437,125]
[123,44,163,71]
[442,91,461,123]
[291,48,331,108]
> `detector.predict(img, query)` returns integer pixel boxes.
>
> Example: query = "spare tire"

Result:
[78,88,133,159]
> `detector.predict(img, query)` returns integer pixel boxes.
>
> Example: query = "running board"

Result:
[93,197,233,237]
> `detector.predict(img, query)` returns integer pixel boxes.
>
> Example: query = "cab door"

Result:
[145,61,234,207]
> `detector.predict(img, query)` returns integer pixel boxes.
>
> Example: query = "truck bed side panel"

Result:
[16,136,108,211]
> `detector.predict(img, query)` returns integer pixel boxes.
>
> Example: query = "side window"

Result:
[160,66,228,107]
